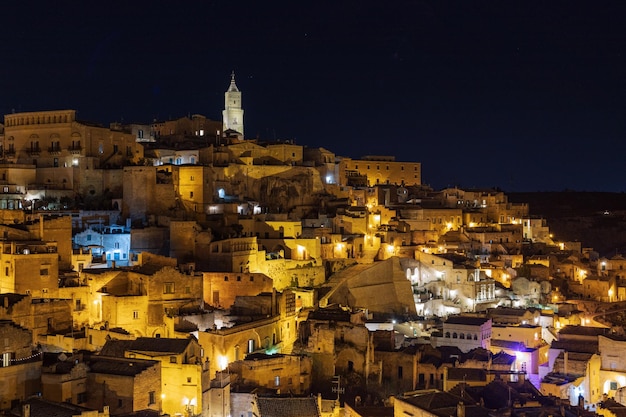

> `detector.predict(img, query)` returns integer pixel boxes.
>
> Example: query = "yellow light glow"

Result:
[218,355,228,371]
[446,222,453,229]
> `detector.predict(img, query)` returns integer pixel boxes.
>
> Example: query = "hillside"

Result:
[509,192,626,257]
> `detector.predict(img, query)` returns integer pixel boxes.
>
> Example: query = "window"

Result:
[187,377,192,383]
[133,311,139,319]
[118,399,123,408]
[115,242,120,249]
[190,191,194,198]
[40,268,49,276]
[190,176,195,181]
[113,144,119,153]
[274,376,280,386]
[77,392,86,404]
[237,276,241,281]
[148,391,155,405]
[164,282,174,294]
[87,234,92,241]
[170,356,177,363]
[224,276,229,281]
[250,276,254,281]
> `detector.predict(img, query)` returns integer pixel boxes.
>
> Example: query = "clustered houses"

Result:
[0,75,621,417]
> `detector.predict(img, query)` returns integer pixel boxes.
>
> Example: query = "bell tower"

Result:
[222,71,244,137]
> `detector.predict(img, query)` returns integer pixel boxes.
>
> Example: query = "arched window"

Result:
[445,332,450,338]
[467,333,472,340]
[460,334,465,339]
[452,332,458,339]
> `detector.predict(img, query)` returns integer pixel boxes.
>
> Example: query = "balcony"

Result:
[27,148,42,157]
[47,147,62,156]
[68,145,82,155]
[3,151,16,159]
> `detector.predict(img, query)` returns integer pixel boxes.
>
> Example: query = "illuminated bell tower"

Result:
[222,71,244,137]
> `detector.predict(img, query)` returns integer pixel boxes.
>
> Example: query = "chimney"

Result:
[22,404,30,417]
[457,402,465,417]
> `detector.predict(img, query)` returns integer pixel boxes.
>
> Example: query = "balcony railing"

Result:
[68,146,82,155]
[47,147,62,155]
[27,148,42,156]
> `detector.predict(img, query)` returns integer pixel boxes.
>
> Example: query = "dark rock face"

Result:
[509,192,626,256]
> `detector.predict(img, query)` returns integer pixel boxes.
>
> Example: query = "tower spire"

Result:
[223,71,244,137]
[228,71,239,92]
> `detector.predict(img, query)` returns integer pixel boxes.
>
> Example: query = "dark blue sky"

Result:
[1,1,626,192]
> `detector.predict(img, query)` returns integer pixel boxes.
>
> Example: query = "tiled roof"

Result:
[0,293,27,308]
[8,398,94,417]
[101,337,192,357]
[550,340,598,354]
[256,397,320,417]
[491,339,535,352]
[87,355,159,376]
[445,316,490,326]
[447,367,487,382]
[492,351,516,365]
[559,325,609,337]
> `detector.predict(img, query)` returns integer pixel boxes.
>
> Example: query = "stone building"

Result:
[0,320,42,410]
[98,264,202,338]
[0,239,60,298]
[432,315,492,353]
[1,110,143,203]
[227,352,313,395]
[100,336,206,417]
[195,290,297,378]
[42,352,162,414]
[338,156,421,187]
[202,272,273,309]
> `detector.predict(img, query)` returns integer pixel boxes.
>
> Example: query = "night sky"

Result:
[1,1,625,192]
